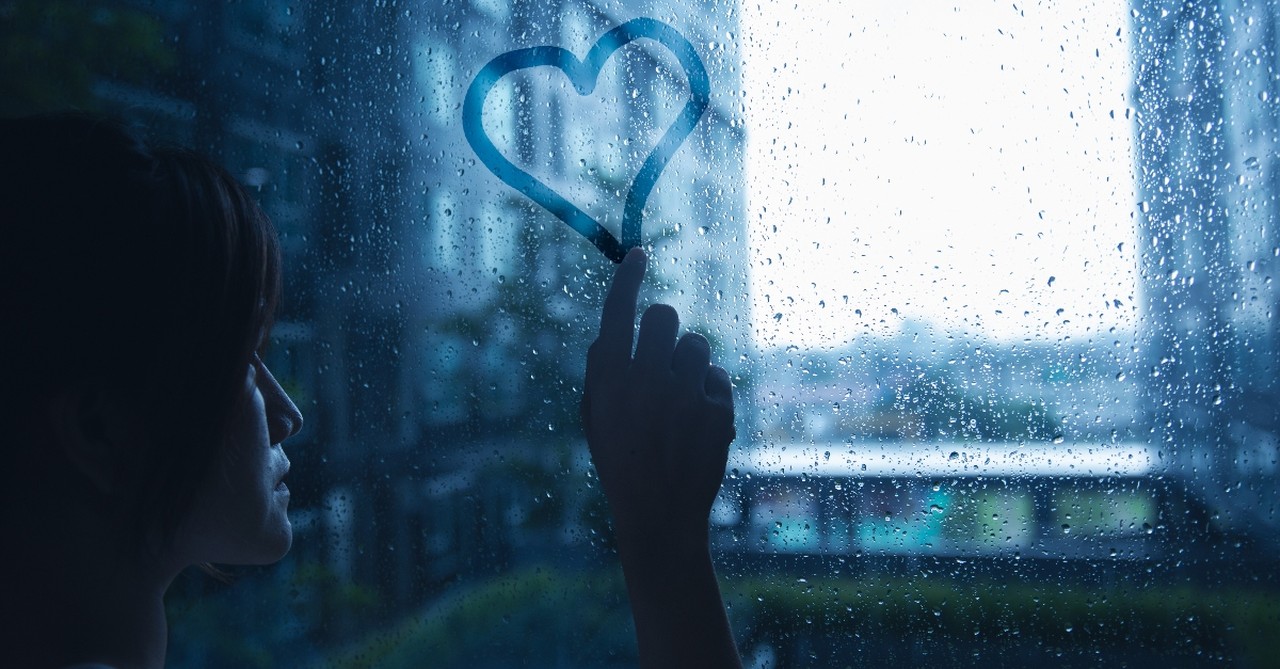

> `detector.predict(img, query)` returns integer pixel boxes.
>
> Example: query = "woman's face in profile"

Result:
[174,354,303,566]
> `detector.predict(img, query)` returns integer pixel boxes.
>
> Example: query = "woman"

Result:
[0,115,740,668]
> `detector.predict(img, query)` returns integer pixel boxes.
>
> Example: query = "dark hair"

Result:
[0,113,281,538]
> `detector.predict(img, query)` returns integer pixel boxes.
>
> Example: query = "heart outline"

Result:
[462,17,711,263]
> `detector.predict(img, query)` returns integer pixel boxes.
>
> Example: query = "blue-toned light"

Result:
[462,17,710,263]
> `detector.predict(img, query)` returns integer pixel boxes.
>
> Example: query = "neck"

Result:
[3,501,181,669]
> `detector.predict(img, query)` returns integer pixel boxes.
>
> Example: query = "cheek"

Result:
[219,393,278,497]
[172,438,291,565]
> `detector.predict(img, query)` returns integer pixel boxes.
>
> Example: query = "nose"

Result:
[257,360,304,444]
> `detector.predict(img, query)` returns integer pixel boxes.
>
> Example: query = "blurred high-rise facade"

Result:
[1130,0,1280,530]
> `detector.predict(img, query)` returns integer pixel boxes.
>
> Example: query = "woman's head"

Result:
[0,113,300,562]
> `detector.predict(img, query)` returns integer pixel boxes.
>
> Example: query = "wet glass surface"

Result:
[4,0,1278,666]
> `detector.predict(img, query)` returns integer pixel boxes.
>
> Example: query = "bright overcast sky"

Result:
[743,0,1137,349]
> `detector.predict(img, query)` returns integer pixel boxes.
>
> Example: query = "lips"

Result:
[275,460,290,493]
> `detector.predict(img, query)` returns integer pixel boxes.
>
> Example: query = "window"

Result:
[417,40,459,126]
[427,187,463,270]
[7,0,1277,666]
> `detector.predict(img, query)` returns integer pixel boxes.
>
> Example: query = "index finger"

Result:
[593,247,647,368]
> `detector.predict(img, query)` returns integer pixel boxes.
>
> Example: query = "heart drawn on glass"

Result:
[462,17,710,263]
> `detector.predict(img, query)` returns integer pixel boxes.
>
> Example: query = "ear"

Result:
[46,383,130,495]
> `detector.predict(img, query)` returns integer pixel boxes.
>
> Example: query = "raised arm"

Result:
[581,247,742,669]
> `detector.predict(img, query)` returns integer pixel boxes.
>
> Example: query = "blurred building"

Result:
[405,0,748,439]
[389,0,748,598]
[81,0,423,615]
[74,0,747,622]
[1130,0,1280,531]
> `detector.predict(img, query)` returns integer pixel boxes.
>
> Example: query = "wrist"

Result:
[613,521,712,580]
[612,512,709,553]
[611,520,740,669]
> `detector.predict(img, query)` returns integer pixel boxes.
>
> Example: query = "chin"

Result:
[250,489,295,563]
[255,517,294,564]
[176,488,296,566]
[210,514,294,566]
[232,527,292,565]
[273,519,294,557]
[260,539,292,564]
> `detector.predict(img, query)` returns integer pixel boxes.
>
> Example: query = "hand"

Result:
[581,248,736,544]
[581,247,743,669]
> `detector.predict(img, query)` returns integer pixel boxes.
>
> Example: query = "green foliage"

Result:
[167,561,380,669]
[0,0,175,116]
[728,574,1280,665]
[320,566,1280,668]
[323,567,636,669]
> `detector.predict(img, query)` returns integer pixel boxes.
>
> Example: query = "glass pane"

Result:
[5,0,1277,666]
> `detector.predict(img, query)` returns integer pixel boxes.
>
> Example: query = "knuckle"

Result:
[641,303,679,325]
[680,331,709,347]
[645,302,676,317]
[705,394,735,420]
